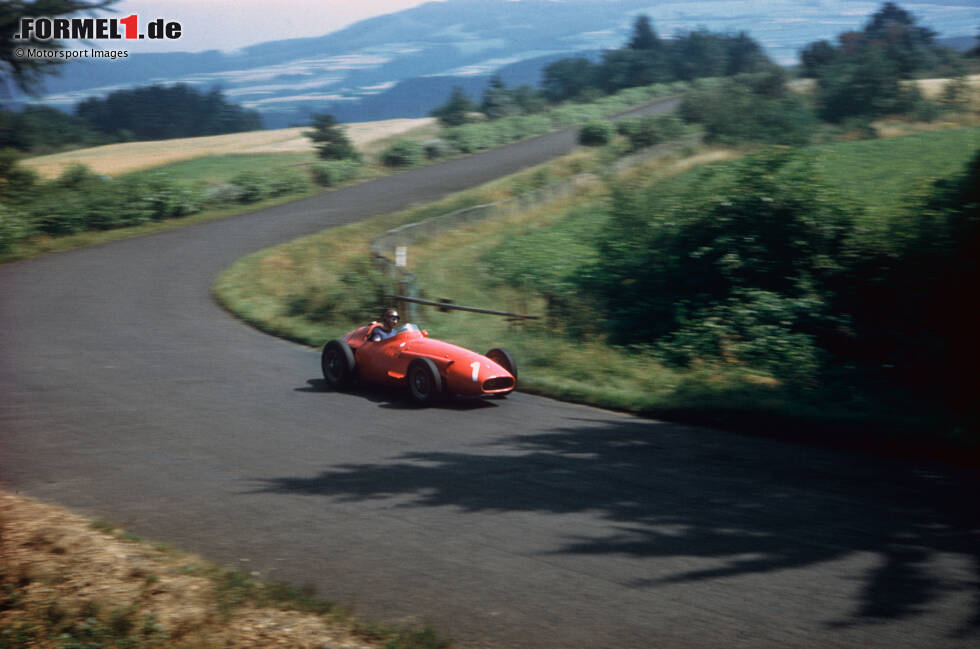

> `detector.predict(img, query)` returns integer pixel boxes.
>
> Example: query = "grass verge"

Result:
[0,490,450,649]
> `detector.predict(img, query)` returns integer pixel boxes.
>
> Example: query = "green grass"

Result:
[123,152,317,186]
[809,127,980,221]
[213,148,609,346]
[0,186,322,262]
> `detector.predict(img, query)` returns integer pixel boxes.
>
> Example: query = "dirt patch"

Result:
[0,489,386,649]
[21,118,435,179]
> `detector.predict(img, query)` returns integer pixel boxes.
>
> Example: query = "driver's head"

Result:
[382,308,400,330]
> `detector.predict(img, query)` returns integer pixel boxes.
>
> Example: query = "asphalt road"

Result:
[2,99,978,649]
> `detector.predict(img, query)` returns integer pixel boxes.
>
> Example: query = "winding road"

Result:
[2,100,978,649]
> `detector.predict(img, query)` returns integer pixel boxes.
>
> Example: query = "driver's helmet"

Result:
[382,309,400,329]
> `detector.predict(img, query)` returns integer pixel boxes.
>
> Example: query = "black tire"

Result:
[321,339,355,389]
[486,347,518,381]
[407,358,442,405]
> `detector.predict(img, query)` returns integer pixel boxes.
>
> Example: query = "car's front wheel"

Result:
[321,339,355,389]
[407,358,442,405]
[486,347,518,381]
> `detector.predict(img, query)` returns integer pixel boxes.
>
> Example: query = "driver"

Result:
[370,308,400,341]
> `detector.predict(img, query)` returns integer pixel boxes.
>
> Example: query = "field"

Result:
[20,118,435,179]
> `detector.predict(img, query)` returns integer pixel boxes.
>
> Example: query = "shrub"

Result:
[380,139,425,168]
[657,290,825,383]
[680,70,816,146]
[423,139,453,160]
[443,125,498,153]
[579,150,857,382]
[310,160,360,187]
[0,148,38,202]
[206,183,245,205]
[137,175,205,219]
[0,203,29,253]
[230,170,268,203]
[616,115,687,150]
[305,113,360,161]
[578,120,615,146]
[267,168,311,196]
[56,162,101,188]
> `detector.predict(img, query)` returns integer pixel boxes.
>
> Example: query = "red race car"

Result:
[321,322,517,404]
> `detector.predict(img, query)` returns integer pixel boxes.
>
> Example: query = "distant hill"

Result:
[18,0,979,126]
[939,35,978,51]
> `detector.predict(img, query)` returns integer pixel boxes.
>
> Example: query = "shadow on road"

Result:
[295,378,501,411]
[251,416,980,634]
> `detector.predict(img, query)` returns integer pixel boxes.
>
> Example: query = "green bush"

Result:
[443,124,499,154]
[578,120,615,146]
[310,160,360,187]
[30,167,118,234]
[136,175,205,220]
[267,168,311,196]
[616,114,687,150]
[815,47,923,123]
[680,71,816,146]
[0,203,29,253]
[657,290,825,383]
[380,139,426,168]
[305,113,360,161]
[230,170,268,203]
[423,139,453,160]
[547,150,859,383]
[0,148,38,202]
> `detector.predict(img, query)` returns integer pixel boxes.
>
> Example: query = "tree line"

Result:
[0,84,263,152]
[430,2,977,136]
[429,16,774,127]
[801,1,971,123]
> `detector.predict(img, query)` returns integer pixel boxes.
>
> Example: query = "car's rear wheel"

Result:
[486,347,517,381]
[321,340,355,389]
[407,358,442,405]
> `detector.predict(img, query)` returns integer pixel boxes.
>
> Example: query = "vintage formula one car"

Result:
[321,322,517,404]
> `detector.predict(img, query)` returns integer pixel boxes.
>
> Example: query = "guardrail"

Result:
[371,130,702,322]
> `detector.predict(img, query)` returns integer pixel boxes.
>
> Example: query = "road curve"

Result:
[2,98,978,649]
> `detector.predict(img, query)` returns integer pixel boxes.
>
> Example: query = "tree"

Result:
[800,2,945,80]
[725,32,768,75]
[430,86,476,127]
[1,1,116,97]
[305,113,359,161]
[480,75,518,120]
[627,15,660,51]
[75,84,262,141]
[680,71,815,146]
[598,49,669,93]
[816,45,919,122]
[669,30,728,81]
[863,2,939,76]
[800,40,839,78]
[541,57,598,102]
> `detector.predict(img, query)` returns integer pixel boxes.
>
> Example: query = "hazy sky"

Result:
[98,0,443,53]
